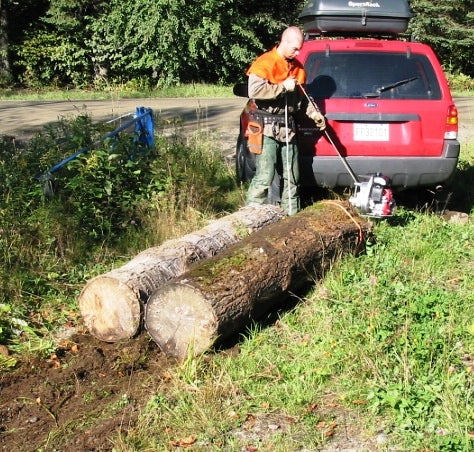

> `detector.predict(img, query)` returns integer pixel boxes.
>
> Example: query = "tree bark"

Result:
[78,204,286,342]
[0,0,11,81]
[145,201,371,359]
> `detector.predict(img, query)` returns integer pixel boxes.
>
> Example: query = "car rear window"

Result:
[304,52,442,100]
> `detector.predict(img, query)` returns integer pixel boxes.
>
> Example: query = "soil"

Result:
[0,330,384,452]
[0,331,171,451]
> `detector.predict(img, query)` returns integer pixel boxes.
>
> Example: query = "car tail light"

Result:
[444,104,458,139]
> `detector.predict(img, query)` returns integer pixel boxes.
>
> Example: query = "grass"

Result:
[114,144,474,451]
[116,207,474,449]
[0,83,234,101]
[0,83,471,101]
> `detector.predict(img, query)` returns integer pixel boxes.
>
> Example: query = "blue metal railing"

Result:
[38,106,154,178]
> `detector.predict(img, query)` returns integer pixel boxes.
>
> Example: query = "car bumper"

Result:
[300,140,460,188]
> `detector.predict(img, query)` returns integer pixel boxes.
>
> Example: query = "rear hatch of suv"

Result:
[295,0,460,189]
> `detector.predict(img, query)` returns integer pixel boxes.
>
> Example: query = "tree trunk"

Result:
[145,201,371,359]
[78,205,286,342]
[0,0,11,82]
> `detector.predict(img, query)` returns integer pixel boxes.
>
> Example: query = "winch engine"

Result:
[349,173,395,217]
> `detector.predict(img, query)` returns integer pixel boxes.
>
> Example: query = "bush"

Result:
[445,70,474,93]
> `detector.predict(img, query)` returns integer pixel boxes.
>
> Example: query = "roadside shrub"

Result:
[445,69,474,93]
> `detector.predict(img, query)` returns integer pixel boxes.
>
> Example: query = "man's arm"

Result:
[248,73,292,99]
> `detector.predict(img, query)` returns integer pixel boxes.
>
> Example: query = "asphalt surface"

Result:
[0,97,245,139]
[0,96,472,143]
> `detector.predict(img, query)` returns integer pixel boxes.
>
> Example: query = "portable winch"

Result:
[349,173,395,217]
[297,82,396,217]
[324,128,396,217]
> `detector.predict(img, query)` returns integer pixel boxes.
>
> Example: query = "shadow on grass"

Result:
[215,283,314,353]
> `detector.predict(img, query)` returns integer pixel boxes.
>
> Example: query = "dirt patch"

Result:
[0,331,172,451]
[1,330,389,452]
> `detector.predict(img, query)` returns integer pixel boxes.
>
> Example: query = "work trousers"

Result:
[246,135,300,215]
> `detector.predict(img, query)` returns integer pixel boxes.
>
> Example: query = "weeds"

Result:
[1,105,473,450]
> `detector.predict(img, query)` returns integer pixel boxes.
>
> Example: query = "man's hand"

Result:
[306,104,326,130]
[282,77,296,92]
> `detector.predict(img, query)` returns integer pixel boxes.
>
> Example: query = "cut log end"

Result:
[78,276,142,342]
[145,284,218,359]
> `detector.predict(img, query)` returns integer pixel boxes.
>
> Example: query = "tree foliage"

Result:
[408,0,474,76]
[0,0,48,86]
[1,0,472,89]
[87,0,306,87]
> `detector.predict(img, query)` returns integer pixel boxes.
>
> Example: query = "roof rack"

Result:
[299,0,414,38]
[303,32,414,42]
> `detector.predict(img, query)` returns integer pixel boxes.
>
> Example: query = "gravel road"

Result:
[0,96,472,146]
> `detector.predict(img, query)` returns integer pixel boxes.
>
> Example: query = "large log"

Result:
[145,201,371,359]
[78,205,286,342]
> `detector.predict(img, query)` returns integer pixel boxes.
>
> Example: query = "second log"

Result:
[145,201,371,359]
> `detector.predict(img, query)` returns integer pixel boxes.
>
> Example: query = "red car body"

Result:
[236,37,460,191]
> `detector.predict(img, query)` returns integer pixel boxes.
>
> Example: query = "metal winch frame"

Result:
[323,127,395,217]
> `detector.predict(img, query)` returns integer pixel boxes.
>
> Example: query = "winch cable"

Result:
[296,82,359,185]
[284,93,293,215]
[320,200,364,243]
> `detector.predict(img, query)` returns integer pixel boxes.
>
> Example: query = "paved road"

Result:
[453,97,474,143]
[0,97,245,137]
[0,96,472,143]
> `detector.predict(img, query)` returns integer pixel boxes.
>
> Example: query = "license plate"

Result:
[353,123,389,141]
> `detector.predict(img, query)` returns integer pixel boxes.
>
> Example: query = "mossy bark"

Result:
[145,201,371,359]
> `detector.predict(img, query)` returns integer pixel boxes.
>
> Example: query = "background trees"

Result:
[0,0,48,86]
[408,0,474,77]
[0,0,472,89]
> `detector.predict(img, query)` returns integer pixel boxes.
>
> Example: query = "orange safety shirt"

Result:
[246,47,306,85]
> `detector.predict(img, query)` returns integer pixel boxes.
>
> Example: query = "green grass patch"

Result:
[118,212,474,451]
[0,83,234,101]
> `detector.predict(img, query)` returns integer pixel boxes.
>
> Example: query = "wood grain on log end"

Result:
[146,284,218,359]
[78,276,142,342]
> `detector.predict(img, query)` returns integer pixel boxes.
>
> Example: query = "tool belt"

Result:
[250,109,296,130]
[246,109,296,153]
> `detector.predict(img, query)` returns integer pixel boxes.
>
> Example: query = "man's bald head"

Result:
[278,26,304,61]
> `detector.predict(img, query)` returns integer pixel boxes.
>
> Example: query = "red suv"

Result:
[235,0,460,195]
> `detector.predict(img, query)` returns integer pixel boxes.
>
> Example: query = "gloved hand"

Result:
[282,77,296,92]
[307,106,326,131]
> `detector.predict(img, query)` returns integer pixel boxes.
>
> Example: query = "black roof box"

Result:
[299,0,414,36]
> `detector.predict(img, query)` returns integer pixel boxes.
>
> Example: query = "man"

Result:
[245,26,326,215]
